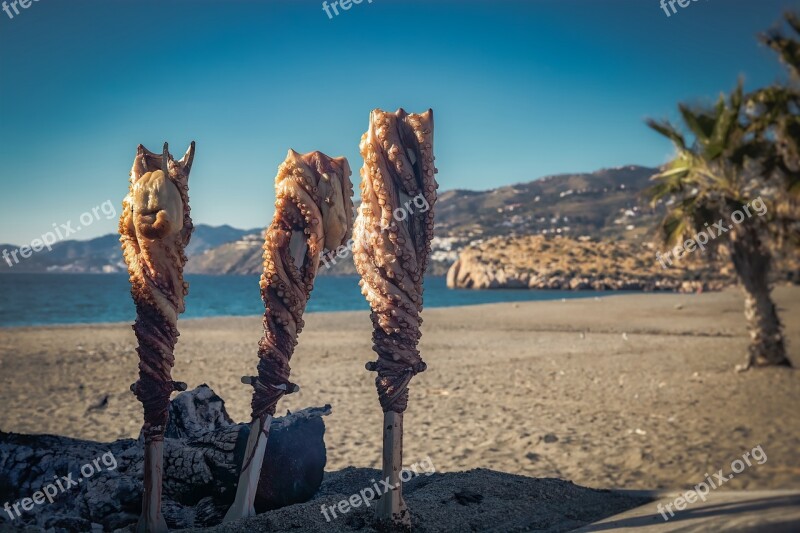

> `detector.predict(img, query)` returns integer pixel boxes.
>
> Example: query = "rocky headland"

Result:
[447,235,735,292]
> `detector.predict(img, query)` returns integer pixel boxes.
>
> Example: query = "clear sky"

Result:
[0,0,795,244]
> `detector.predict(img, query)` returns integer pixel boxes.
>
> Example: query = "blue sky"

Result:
[0,0,796,244]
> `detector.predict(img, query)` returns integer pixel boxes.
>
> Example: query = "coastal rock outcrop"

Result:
[447,235,735,292]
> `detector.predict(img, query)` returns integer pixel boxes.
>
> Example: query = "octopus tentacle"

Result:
[120,142,195,443]
[250,150,354,422]
[354,108,438,413]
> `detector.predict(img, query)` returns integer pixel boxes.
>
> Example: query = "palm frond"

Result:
[678,104,716,144]
[661,209,692,247]
[761,12,800,79]
[786,11,800,37]
[710,84,743,154]
[646,119,686,150]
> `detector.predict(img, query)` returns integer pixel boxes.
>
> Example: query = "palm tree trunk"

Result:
[730,229,791,369]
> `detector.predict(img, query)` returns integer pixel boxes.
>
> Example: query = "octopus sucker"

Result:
[120,141,196,533]
[225,149,353,523]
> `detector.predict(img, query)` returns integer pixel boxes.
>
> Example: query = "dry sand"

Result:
[0,286,798,496]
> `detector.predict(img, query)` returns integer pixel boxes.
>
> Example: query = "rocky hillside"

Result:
[437,165,659,242]
[184,165,661,276]
[184,233,451,276]
[447,235,737,292]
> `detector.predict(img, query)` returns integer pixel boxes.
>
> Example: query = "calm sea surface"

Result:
[0,274,631,327]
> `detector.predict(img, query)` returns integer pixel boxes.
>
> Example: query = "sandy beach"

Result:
[0,287,798,494]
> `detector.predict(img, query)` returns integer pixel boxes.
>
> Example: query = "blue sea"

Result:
[0,274,625,328]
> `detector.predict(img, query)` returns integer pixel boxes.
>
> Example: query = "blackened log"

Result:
[0,385,329,531]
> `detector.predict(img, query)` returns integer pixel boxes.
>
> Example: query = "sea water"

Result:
[0,274,631,327]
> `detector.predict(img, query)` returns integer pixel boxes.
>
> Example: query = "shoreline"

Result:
[0,287,660,330]
[0,287,798,493]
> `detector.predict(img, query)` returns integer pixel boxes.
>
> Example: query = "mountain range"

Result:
[0,225,261,274]
[0,165,661,275]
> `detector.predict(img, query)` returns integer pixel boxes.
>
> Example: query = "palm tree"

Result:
[644,13,799,370]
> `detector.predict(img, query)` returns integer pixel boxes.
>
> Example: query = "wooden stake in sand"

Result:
[119,142,196,533]
[224,150,354,522]
[353,108,437,527]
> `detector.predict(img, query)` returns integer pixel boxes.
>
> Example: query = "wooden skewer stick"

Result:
[224,377,297,522]
[223,409,271,521]
[137,440,167,533]
[375,411,410,526]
